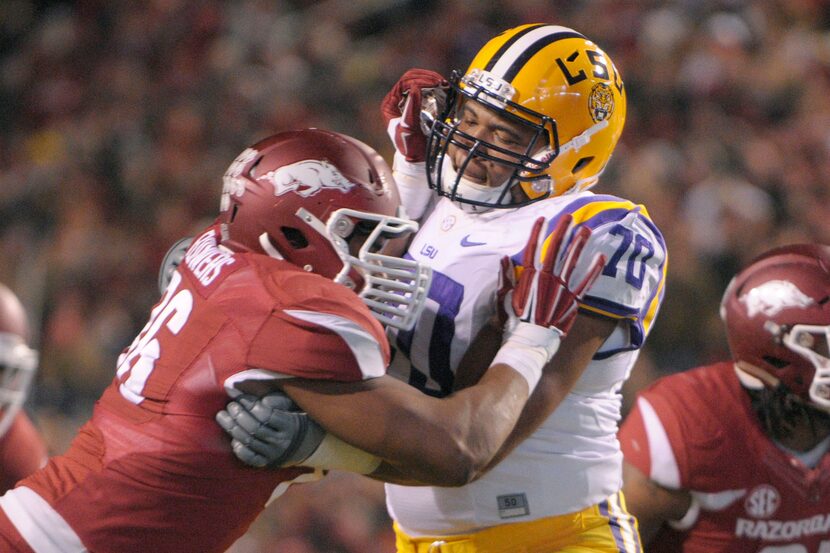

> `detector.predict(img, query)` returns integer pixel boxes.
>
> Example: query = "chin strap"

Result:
[561,119,609,153]
[258,233,285,260]
[734,361,779,389]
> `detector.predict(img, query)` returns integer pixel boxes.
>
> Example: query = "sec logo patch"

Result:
[744,484,780,519]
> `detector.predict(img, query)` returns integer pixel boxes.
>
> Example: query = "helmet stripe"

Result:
[485,25,586,83]
[502,30,586,82]
[483,23,548,72]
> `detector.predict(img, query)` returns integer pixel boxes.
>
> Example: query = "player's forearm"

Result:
[362,366,529,486]
[482,366,573,470]
[453,317,502,390]
[279,374,525,486]
[483,314,617,469]
[369,363,530,486]
[431,363,532,482]
[323,365,529,487]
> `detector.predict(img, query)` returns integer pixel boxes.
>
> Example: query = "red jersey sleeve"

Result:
[620,363,741,491]
[244,266,390,382]
[619,399,652,476]
[620,391,685,490]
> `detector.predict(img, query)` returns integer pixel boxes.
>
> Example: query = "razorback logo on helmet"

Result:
[588,83,614,123]
[740,280,815,318]
[220,147,258,211]
[262,160,356,198]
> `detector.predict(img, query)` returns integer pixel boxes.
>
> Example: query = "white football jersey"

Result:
[385,193,667,536]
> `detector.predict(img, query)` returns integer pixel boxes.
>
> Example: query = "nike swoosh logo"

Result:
[460,235,487,247]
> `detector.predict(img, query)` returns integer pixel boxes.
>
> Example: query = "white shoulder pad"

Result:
[564,196,667,347]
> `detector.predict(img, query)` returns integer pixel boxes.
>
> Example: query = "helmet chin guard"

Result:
[0,332,37,438]
[781,324,830,411]
[296,206,432,331]
[0,283,38,440]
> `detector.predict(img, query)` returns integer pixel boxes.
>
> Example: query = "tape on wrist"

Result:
[301,433,382,475]
[504,320,562,348]
[491,322,562,393]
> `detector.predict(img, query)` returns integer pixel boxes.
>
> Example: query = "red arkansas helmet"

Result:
[720,244,830,411]
[0,283,38,438]
[218,128,431,330]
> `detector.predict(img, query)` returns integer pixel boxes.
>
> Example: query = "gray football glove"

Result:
[216,392,325,468]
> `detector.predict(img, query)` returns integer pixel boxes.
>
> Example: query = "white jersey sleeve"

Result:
[392,152,436,221]
[546,193,667,355]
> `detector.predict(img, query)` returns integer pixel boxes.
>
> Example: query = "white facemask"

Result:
[783,324,830,412]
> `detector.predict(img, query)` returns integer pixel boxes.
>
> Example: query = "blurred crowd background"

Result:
[2,0,830,551]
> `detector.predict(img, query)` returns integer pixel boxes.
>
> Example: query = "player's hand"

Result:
[502,215,605,336]
[381,68,448,163]
[492,215,605,392]
[216,392,325,468]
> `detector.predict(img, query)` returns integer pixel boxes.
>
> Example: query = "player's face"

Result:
[449,99,538,188]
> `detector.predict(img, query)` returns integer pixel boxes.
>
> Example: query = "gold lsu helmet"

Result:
[424,23,627,209]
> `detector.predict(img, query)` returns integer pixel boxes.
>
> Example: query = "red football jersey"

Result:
[1,227,390,553]
[620,362,830,553]
[0,413,47,493]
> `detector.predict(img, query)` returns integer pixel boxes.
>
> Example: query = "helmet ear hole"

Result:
[229,204,239,223]
[281,227,308,249]
[572,156,594,174]
[763,356,789,370]
[249,157,263,177]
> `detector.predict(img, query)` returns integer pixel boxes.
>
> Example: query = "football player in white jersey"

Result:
[220,24,667,552]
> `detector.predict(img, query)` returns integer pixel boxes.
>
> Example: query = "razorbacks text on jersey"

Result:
[0,226,390,553]
[620,362,830,553]
[385,192,667,535]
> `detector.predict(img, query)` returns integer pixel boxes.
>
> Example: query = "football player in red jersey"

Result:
[0,128,602,553]
[620,244,830,552]
[0,283,46,493]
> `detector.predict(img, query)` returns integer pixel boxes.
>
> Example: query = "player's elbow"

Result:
[421,455,478,487]
[417,439,489,486]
